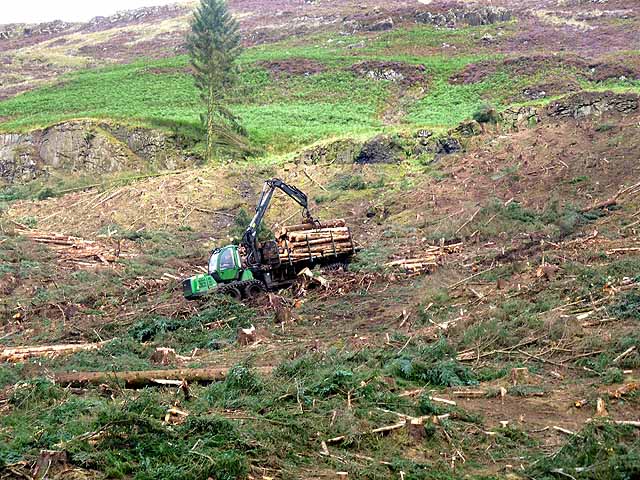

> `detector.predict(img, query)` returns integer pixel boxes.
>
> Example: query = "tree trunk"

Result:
[206,83,216,162]
[54,366,273,388]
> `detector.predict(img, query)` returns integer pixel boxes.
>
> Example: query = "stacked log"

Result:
[14,226,135,268]
[277,219,355,262]
[384,243,463,273]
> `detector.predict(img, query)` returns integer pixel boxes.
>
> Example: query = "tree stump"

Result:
[269,294,292,324]
[237,325,257,345]
[511,367,530,386]
[150,347,178,365]
[406,418,426,443]
[32,450,68,479]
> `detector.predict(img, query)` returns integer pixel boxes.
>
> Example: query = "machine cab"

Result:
[208,245,242,282]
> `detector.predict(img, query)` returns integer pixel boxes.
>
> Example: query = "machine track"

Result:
[215,280,266,300]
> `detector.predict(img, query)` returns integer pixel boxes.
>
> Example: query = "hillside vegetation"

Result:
[1,1,640,479]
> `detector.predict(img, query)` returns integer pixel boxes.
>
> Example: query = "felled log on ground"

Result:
[1,342,106,363]
[55,366,274,388]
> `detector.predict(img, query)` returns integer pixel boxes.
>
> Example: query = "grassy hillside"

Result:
[2,22,637,154]
[2,2,640,479]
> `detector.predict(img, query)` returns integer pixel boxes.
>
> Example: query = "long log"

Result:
[1,343,106,363]
[282,236,352,247]
[287,230,350,241]
[54,366,274,388]
[281,248,353,258]
[282,243,353,254]
[279,219,346,235]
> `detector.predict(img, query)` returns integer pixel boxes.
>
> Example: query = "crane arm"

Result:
[241,178,315,266]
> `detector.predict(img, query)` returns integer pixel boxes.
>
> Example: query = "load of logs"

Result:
[277,219,355,263]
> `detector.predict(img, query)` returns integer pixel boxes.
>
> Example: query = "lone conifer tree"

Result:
[186,0,244,161]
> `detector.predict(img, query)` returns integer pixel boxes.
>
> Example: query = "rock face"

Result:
[0,121,190,183]
[546,91,639,118]
[356,135,404,164]
[502,106,540,130]
[296,138,362,165]
[415,7,512,27]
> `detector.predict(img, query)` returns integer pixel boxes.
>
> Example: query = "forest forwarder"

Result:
[183,178,357,300]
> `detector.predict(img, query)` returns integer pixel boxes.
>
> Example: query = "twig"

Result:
[550,469,578,480]
[448,265,496,290]
[614,420,640,427]
[552,425,576,436]
[613,346,636,364]
[304,168,328,192]
[518,349,566,368]
[397,335,413,354]
[581,181,640,212]
[455,208,481,234]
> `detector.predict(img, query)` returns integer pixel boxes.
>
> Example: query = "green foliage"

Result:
[329,173,368,191]
[88,392,249,479]
[187,0,246,160]
[595,122,616,132]
[611,292,640,320]
[128,300,255,353]
[0,365,20,389]
[528,422,640,479]
[9,378,62,409]
[472,103,499,124]
[389,338,477,387]
[603,367,624,385]
[349,246,390,273]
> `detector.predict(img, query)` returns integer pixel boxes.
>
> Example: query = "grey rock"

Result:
[547,91,639,119]
[366,17,394,31]
[355,135,403,164]
[502,106,540,130]
[0,121,190,183]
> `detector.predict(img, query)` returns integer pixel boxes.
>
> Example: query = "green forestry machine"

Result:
[183,178,356,300]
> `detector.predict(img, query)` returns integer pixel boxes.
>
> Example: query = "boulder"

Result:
[366,17,394,31]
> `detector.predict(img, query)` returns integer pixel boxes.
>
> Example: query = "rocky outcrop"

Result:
[0,121,190,183]
[83,5,189,32]
[349,61,428,85]
[356,135,404,164]
[0,21,76,40]
[415,7,512,28]
[296,138,363,165]
[502,106,540,130]
[546,91,639,119]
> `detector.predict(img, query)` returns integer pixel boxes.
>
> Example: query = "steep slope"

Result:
[0,0,639,176]
[1,1,640,479]
[1,91,639,478]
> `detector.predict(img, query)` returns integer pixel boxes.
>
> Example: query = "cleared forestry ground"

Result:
[1,103,640,478]
[1,1,640,478]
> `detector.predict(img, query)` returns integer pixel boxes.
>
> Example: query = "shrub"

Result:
[389,338,477,387]
[611,292,640,320]
[329,173,368,191]
[472,103,499,124]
